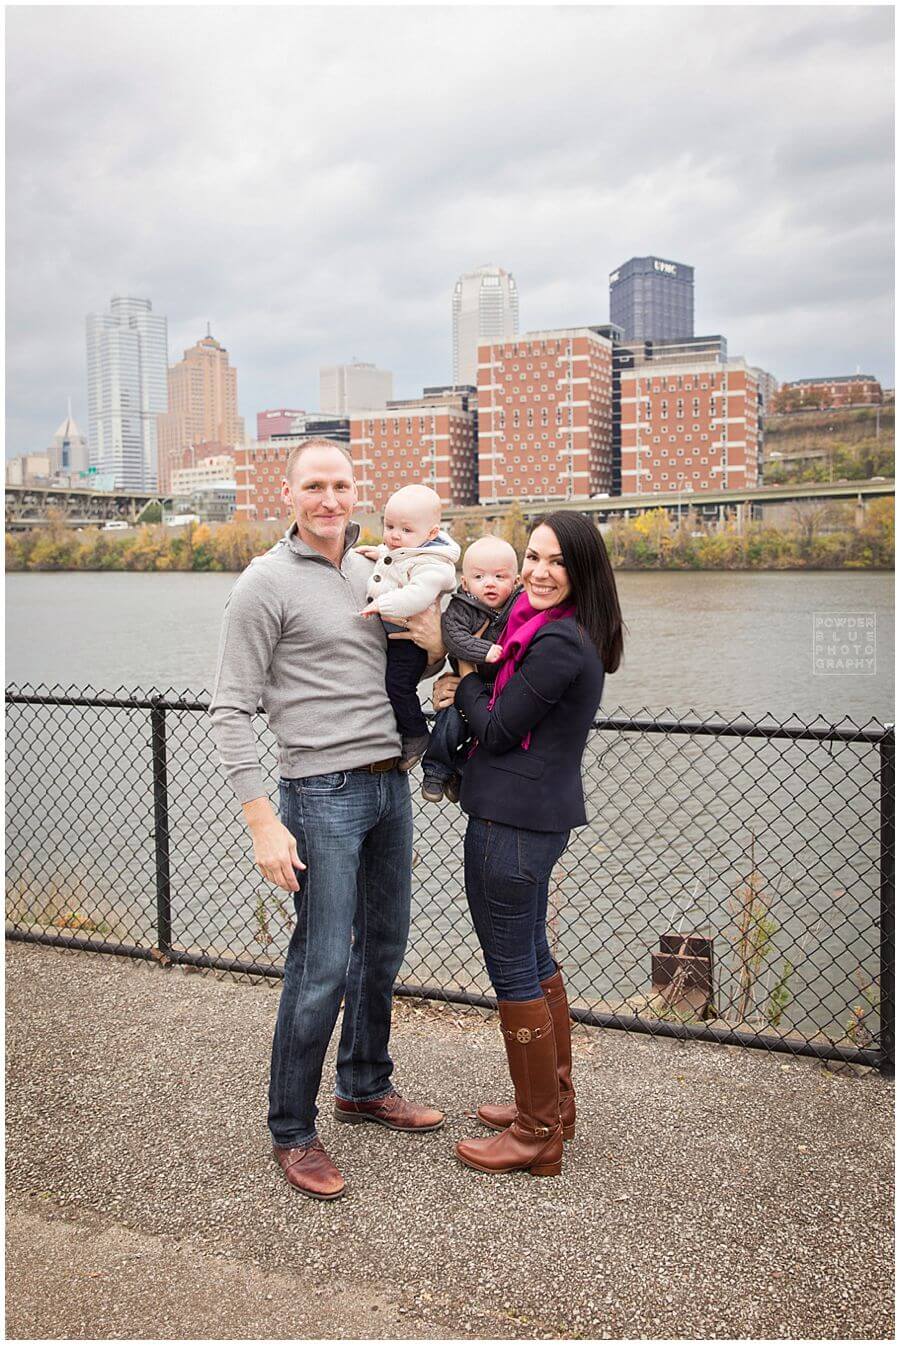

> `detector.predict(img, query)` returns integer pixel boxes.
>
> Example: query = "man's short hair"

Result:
[284,437,355,482]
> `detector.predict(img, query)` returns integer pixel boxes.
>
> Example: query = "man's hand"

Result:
[242,798,306,893]
[433,671,462,710]
[388,601,446,663]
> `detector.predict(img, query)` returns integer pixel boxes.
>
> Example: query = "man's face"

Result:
[281,447,359,550]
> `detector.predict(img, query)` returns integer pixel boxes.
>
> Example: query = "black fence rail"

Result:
[5,684,894,1074]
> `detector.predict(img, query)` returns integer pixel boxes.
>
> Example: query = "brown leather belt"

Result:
[351,756,401,774]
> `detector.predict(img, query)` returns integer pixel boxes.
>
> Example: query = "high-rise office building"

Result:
[86,296,168,491]
[156,331,245,491]
[476,327,613,503]
[319,362,393,415]
[453,265,519,388]
[609,256,694,341]
[48,401,89,479]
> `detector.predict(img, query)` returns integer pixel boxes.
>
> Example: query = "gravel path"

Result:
[6,941,894,1340]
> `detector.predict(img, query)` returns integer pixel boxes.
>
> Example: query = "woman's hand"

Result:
[457,660,477,678]
[432,672,461,710]
[387,601,446,664]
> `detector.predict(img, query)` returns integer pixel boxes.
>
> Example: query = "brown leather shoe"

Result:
[334,1089,444,1132]
[272,1140,346,1200]
[456,997,563,1177]
[477,968,577,1140]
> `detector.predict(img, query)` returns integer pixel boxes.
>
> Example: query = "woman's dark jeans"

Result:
[463,816,570,1001]
[421,705,470,784]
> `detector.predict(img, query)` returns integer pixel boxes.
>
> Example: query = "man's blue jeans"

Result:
[268,768,413,1149]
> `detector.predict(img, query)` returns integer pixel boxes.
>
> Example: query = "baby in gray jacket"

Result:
[420,535,521,803]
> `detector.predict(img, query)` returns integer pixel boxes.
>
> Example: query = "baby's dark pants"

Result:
[384,636,429,737]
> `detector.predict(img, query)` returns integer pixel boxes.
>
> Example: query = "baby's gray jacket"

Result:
[441,586,523,668]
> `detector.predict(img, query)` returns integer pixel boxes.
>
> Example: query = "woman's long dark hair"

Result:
[530,512,625,673]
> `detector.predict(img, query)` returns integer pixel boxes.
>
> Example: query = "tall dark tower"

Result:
[609,256,694,341]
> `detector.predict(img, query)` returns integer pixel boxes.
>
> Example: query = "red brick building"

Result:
[773,376,882,413]
[476,328,613,503]
[234,440,293,521]
[235,417,350,521]
[350,391,477,513]
[620,359,760,495]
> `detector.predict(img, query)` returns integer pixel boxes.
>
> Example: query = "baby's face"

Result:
[463,558,518,608]
[383,503,437,550]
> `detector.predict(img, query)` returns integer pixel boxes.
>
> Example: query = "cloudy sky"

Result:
[6,4,894,458]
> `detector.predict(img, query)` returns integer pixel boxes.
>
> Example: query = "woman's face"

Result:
[522,524,572,610]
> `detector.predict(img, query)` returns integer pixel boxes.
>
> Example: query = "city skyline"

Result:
[6,6,894,459]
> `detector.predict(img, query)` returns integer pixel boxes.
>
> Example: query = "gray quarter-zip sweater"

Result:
[209,522,402,804]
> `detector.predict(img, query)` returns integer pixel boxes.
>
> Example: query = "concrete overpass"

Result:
[440,477,895,524]
[7,476,893,533]
[5,484,174,531]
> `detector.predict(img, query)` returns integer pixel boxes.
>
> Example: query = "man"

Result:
[209,439,446,1201]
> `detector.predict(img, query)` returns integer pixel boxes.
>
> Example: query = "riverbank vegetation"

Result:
[7,497,894,573]
[763,405,894,485]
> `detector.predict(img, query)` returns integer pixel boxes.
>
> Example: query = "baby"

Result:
[420,535,520,804]
[360,484,460,770]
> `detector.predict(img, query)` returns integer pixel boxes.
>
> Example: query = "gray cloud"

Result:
[6,4,894,457]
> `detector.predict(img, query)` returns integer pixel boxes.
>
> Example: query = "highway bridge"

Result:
[441,478,895,523]
[6,476,894,532]
[5,484,174,531]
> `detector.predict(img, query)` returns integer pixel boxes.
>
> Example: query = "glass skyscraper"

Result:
[86,296,168,491]
[609,256,694,342]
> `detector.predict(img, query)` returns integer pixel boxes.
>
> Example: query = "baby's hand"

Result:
[485,644,504,664]
[355,545,381,560]
[359,601,381,617]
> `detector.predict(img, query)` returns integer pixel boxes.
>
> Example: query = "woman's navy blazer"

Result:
[454,616,605,832]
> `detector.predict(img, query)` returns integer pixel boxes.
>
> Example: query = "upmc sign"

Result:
[653,259,678,275]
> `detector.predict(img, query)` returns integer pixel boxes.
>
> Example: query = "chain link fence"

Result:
[5,683,894,1073]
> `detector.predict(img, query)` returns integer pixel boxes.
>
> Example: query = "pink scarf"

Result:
[483,591,576,750]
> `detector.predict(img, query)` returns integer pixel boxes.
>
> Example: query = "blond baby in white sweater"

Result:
[360,484,460,768]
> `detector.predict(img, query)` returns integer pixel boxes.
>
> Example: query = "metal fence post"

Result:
[150,699,173,958]
[879,732,895,1076]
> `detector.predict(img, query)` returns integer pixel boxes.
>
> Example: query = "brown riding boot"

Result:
[476,968,576,1140]
[455,997,563,1177]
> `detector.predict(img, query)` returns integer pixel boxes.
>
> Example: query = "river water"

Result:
[5,569,895,720]
[5,570,894,1055]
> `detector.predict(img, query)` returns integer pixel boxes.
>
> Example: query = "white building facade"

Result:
[170,454,236,495]
[453,265,519,388]
[86,296,168,491]
[319,361,393,415]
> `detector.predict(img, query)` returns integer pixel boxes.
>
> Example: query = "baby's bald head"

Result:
[462,535,519,608]
[383,484,443,549]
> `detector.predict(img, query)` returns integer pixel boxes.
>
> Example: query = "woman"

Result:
[433,511,624,1178]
